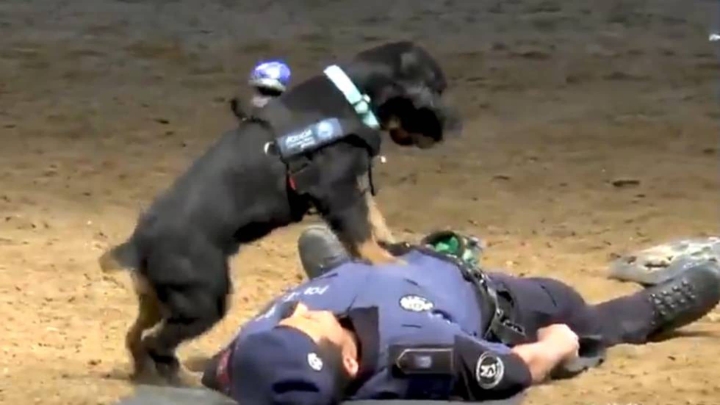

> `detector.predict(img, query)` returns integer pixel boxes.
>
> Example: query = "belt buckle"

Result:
[490,317,526,346]
[502,318,524,333]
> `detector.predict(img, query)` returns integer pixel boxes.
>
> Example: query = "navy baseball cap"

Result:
[230,326,341,405]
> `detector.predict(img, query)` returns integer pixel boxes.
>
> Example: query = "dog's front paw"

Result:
[167,365,204,388]
[374,251,403,266]
[357,241,405,266]
[145,349,203,388]
[128,355,166,386]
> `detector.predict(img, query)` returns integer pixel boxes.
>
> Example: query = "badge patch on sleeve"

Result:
[399,295,435,312]
[475,352,505,389]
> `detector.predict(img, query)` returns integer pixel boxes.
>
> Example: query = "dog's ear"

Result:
[398,45,447,93]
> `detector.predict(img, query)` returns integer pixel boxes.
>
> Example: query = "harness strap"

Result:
[253,66,383,198]
[279,145,377,198]
[323,65,381,130]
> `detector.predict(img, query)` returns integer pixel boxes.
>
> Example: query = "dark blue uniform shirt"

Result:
[218,249,532,402]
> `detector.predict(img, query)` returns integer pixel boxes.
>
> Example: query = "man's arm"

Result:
[390,317,531,401]
[451,334,533,400]
[510,324,580,384]
[434,322,577,400]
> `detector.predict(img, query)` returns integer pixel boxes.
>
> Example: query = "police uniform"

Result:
[203,236,720,404]
[204,249,533,404]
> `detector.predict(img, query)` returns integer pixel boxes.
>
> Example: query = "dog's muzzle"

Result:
[402,86,463,144]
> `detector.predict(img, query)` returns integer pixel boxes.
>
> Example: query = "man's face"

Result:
[278,303,360,377]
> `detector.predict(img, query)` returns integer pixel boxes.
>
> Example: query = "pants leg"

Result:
[496,274,656,347]
[589,292,657,346]
[493,275,602,342]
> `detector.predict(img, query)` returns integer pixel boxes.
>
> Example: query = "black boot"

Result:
[297,225,351,280]
[645,263,720,339]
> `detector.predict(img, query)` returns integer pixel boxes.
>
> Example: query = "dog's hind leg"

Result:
[126,274,164,384]
[142,286,228,387]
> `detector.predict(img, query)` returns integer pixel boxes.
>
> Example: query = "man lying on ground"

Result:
[201,226,720,404]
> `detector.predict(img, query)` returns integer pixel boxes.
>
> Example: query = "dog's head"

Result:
[345,41,461,149]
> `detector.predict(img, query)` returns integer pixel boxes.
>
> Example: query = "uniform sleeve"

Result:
[428,317,532,400]
[389,317,531,400]
[452,333,532,400]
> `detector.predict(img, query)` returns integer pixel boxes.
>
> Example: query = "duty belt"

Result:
[463,269,527,346]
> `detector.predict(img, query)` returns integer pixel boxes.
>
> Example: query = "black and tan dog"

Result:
[100,41,460,386]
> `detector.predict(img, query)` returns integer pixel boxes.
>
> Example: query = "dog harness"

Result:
[270,116,381,196]
[260,66,384,199]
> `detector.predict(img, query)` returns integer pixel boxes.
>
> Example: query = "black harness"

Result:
[269,116,381,196]
[243,105,383,223]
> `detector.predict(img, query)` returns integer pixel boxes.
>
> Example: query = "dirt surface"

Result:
[1,0,719,404]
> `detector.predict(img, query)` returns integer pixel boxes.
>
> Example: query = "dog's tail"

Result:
[99,241,139,273]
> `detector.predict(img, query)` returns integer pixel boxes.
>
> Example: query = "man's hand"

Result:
[510,324,579,384]
[537,324,580,363]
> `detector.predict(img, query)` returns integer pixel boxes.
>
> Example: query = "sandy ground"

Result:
[0,0,719,404]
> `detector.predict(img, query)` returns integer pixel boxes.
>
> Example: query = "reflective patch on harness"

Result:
[276,118,344,158]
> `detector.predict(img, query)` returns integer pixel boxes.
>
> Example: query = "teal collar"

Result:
[323,65,381,130]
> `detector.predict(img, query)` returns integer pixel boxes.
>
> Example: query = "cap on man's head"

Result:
[231,326,339,405]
